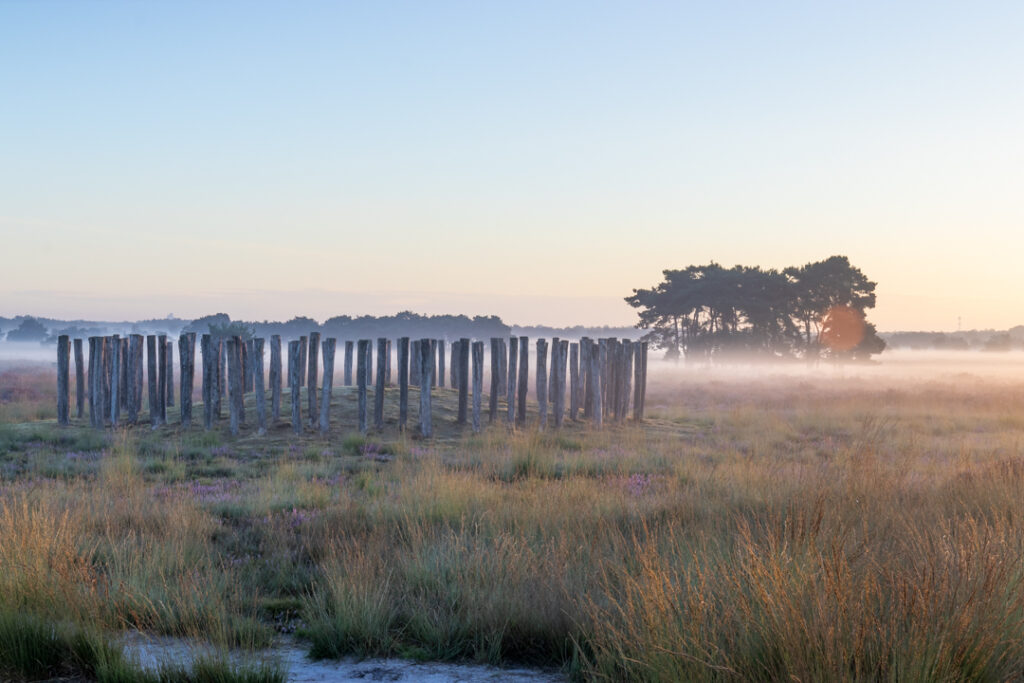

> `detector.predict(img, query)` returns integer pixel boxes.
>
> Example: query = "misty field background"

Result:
[3,354,1024,681]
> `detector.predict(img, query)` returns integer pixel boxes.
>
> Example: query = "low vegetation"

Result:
[2,361,1024,680]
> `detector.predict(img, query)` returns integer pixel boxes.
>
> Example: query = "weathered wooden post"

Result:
[234,337,246,424]
[201,334,213,429]
[356,340,369,433]
[146,335,159,426]
[119,337,129,411]
[57,335,70,425]
[618,339,626,419]
[288,340,301,434]
[569,342,579,421]
[594,340,606,428]
[130,334,143,423]
[397,337,409,431]
[155,334,167,424]
[549,337,559,409]
[226,338,243,436]
[410,339,421,386]
[607,339,618,421]
[365,341,374,388]
[109,336,120,427]
[270,335,282,422]
[471,341,483,432]
[640,342,648,419]
[100,335,111,423]
[497,337,507,398]
[307,331,320,428]
[457,337,470,424]
[375,337,387,430]
[74,338,85,419]
[418,338,433,438]
[87,337,99,428]
[165,339,174,409]
[437,339,446,388]
[242,339,251,394]
[214,339,224,419]
[633,342,643,421]
[178,333,195,428]
[253,337,266,435]
[536,339,548,430]
[319,337,336,434]
[343,341,353,386]
[449,341,458,388]
[429,339,437,388]
[554,340,567,428]
[488,338,500,422]
[581,336,592,419]
[386,339,392,385]
[506,336,518,426]
[298,336,307,388]
[516,336,529,426]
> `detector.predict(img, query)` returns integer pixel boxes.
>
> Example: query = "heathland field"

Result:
[3,352,1024,681]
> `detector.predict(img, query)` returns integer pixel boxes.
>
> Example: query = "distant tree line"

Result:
[626,256,886,362]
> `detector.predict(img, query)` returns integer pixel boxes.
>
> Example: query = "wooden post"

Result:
[288,340,301,434]
[457,337,470,424]
[398,337,409,431]
[87,337,98,428]
[156,334,167,424]
[437,339,446,388]
[233,337,245,424]
[109,336,120,427]
[270,335,282,422]
[74,338,85,419]
[506,336,518,426]
[130,334,143,423]
[536,339,548,430]
[226,338,242,436]
[364,341,373,387]
[179,333,195,428]
[165,339,174,409]
[307,331,320,428]
[450,341,458,389]
[147,335,158,427]
[549,337,559,411]
[201,334,213,429]
[215,339,225,419]
[429,339,437,388]
[343,341,353,386]
[516,336,529,427]
[375,337,387,430]
[618,339,626,421]
[471,341,483,432]
[419,338,433,438]
[298,336,307,388]
[57,335,70,425]
[119,337,129,411]
[633,342,642,421]
[497,337,507,398]
[242,338,251,394]
[410,339,421,387]
[595,340,606,428]
[253,337,266,435]
[554,340,567,428]
[488,337,500,423]
[386,339,392,385]
[101,336,111,425]
[319,337,336,434]
[640,342,648,419]
[569,342,579,421]
[580,336,592,419]
[357,339,368,434]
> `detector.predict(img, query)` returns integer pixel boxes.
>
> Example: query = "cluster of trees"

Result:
[626,256,886,362]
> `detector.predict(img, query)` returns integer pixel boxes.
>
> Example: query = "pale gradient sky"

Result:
[2,2,1022,330]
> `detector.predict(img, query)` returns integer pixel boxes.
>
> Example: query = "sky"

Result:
[1,1,1022,331]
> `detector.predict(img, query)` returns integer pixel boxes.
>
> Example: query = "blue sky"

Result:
[2,2,1022,329]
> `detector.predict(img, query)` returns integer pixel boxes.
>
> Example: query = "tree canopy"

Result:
[626,256,885,362]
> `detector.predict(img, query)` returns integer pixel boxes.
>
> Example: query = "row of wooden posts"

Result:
[55,333,648,437]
